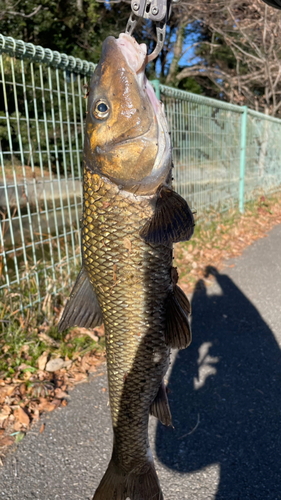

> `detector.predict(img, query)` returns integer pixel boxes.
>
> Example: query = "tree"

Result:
[175,0,281,116]
[0,0,130,62]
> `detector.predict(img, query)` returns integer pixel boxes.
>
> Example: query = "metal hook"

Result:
[146,23,166,63]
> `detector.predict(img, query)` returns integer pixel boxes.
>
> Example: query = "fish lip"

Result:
[116,33,147,74]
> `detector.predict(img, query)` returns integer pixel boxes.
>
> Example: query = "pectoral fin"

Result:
[140,186,195,245]
[150,380,172,426]
[165,285,192,349]
[58,267,103,332]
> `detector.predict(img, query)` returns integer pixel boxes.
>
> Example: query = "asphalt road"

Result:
[1,224,281,500]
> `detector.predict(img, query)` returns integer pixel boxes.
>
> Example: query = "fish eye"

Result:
[93,99,110,120]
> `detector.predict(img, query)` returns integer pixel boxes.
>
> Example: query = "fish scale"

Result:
[82,167,172,473]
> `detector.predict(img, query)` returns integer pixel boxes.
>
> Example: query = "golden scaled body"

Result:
[82,166,171,472]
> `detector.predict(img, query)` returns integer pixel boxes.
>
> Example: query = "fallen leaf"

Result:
[13,421,23,432]
[95,325,105,337]
[13,407,30,427]
[51,399,62,409]
[88,365,97,373]
[45,358,65,372]
[40,423,45,434]
[71,373,88,384]
[33,409,40,420]
[19,383,26,397]
[81,356,91,373]
[0,407,11,428]
[37,351,49,371]
[0,436,14,447]
[0,385,16,404]
[55,389,68,399]
[38,399,56,412]
[61,400,68,407]
[91,372,105,378]
[2,405,11,416]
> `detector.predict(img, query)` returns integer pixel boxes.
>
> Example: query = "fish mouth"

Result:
[116,34,147,87]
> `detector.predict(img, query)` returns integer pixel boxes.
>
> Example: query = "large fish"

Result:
[58,33,194,500]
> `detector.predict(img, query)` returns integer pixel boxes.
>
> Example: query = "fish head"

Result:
[85,34,171,195]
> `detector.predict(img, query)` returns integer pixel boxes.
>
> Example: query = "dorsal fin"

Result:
[140,185,195,246]
[58,267,103,332]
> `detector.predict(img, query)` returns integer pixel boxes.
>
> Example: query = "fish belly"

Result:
[82,167,171,472]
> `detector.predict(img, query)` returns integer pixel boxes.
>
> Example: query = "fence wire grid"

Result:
[1,34,281,313]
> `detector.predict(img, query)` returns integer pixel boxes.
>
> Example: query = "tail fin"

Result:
[93,456,164,500]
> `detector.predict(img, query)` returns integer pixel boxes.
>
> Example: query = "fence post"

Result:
[150,79,160,100]
[239,105,248,213]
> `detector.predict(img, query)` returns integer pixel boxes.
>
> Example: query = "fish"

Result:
[58,33,194,500]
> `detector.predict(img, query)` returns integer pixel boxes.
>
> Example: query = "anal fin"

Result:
[58,267,103,332]
[140,185,195,246]
[165,285,192,349]
[150,380,172,426]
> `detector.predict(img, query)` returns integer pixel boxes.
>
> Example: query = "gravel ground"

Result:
[1,224,281,500]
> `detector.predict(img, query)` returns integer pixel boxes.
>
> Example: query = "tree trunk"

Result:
[77,0,83,11]
[165,23,186,86]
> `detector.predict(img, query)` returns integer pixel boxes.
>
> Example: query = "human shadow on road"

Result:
[156,266,281,499]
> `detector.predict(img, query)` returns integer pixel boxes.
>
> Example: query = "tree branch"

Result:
[1,4,42,19]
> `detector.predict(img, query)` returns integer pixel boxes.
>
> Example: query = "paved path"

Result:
[1,224,281,500]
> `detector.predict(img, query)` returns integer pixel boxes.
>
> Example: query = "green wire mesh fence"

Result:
[0,34,95,311]
[160,87,244,213]
[1,34,281,312]
[159,87,281,214]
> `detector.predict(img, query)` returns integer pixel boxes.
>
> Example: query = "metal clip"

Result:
[129,0,168,23]
[125,0,173,62]
[125,12,139,36]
